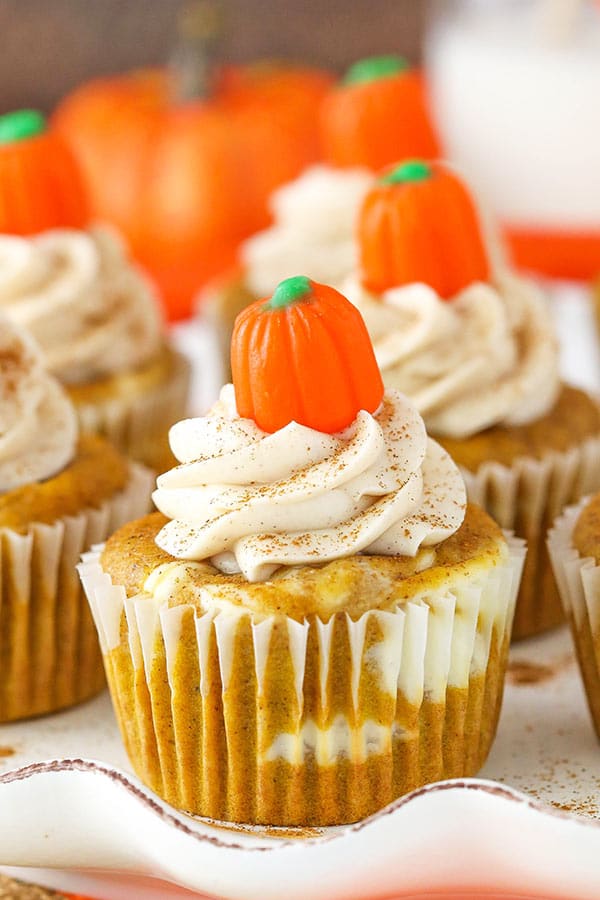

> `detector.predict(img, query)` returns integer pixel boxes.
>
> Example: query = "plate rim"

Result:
[1,756,598,851]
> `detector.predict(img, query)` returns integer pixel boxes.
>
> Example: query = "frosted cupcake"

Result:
[548,496,600,736]
[342,159,600,640]
[0,313,152,721]
[203,55,440,370]
[80,276,524,825]
[0,109,190,472]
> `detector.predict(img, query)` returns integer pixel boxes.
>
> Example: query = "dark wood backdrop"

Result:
[0,0,424,112]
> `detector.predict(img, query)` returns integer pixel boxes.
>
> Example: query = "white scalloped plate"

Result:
[0,762,600,900]
[0,288,598,899]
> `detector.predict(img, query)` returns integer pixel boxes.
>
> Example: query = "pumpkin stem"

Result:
[0,109,46,144]
[379,159,432,185]
[265,275,312,310]
[170,0,222,102]
[343,55,409,85]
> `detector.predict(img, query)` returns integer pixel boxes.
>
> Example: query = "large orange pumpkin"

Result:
[320,55,440,171]
[358,159,491,297]
[231,275,384,434]
[53,58,333,320]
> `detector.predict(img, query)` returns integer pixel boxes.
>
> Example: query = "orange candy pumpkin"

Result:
[231,276,384,434]
[358,159,491,297]
[53,64,333,321]
[0,109,89,236]
[320,55,440,171]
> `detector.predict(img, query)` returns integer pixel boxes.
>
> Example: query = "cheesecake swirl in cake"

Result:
[0,226,162,384]
[0,316,77,492]
[343,271,560,439]
[153,384,466,582]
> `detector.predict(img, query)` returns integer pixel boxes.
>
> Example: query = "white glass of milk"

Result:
[425,0,600,280]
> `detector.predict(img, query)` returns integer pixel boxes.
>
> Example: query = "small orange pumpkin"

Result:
[0,109,89,236]
[231,275,384,434]
[320,55,440,171]
[358,159,491,297]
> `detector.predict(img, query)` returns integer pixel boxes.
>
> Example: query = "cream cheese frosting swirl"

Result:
[153,384,466,582]
[242,165,373,297]
[343,271,560,439]
[0,226,163,384]
[0,316,77,492]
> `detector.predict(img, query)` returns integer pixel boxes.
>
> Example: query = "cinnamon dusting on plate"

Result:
[507,653,573,686]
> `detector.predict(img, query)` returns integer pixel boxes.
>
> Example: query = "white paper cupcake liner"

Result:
[548,497,600,735]
[72,348,191,472]
[79,534,525,825]
[463,434,600,639]
[0,463,154,723]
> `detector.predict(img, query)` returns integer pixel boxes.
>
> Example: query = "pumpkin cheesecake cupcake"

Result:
[341,158,600,640]
[203,55,440,370]
[0,109,190,473]
[79,276,525,826]
[0,313,153,722]
[548,496,600,736]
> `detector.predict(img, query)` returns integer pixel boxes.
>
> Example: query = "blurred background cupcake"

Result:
[548,496,600,737]
[0,313,153,722]
[0,109,190,472]
[343,159,600,639]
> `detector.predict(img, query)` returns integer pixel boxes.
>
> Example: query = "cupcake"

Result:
[548,496,600,735]
[0,109,190,473]
[79,276,525,826]
[341,158,600,640]
[0,314,153,722]
[202,55,440,373]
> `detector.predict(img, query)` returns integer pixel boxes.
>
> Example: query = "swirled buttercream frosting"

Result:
[343,271,560,439]
[153,384,466,582]
[0,226,163,384]
[0,316,77,492]
[242,165,373,297]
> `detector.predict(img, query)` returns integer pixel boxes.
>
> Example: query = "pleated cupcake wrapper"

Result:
[73,350,191,473]
[79,535,525,825]
[0,463,154,723]
[548,498,600,737]
[462,434,600,639]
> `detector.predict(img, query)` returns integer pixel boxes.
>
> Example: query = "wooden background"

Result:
[0,0,425,112]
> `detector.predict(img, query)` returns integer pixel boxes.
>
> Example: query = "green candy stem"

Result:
[343,54,409,86]
[0,109,46,145]
[265,275,312,310]
[379,159,432,185]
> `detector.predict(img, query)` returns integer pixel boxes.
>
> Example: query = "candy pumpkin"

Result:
[232,276,384,434]
[320,55,440,171]
[53,30,333,320]
[0,109,89,235]
[358,159,491,297]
